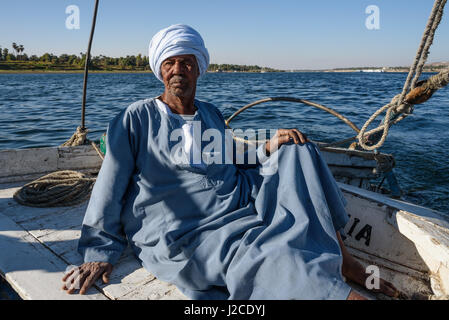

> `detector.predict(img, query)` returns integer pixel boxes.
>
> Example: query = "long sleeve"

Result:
[78,108,139,265]
[232,136,266,169]
[209,104,265,169]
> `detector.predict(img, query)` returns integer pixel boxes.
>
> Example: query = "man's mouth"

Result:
[171,80,187,88]
[170,76,185,83]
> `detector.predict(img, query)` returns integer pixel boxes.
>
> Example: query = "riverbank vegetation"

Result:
[1,44,446,73]
[0,46,151,72]
[0,44,282,73]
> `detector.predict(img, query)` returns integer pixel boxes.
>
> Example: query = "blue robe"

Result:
[78,98,352,300]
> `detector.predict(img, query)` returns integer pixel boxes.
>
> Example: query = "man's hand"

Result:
[265,128,309,156]
[61,262,113,295]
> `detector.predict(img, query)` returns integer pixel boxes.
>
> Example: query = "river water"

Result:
[0,72,448,214]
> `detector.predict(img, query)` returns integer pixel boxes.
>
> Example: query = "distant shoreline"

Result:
[0,69,153,74]
[0,67,445,74]
[1,54,447,74]
[0,69,439,74]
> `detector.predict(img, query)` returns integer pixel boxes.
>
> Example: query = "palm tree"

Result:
[18,45,24,60]
[12,42,18,58]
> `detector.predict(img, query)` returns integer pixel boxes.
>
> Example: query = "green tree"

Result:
[12,42,18,59]
[40,53,49,62]
[18,45,24,60]
[136,54,146,68]
[50,54,58,64]
[3,48,9,60]
[127,55,136,67]
[68,54,79,65]
[79,53,87,66]
[59,54,70,64]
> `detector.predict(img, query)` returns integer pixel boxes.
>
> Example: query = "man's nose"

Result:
[172,61,185,74]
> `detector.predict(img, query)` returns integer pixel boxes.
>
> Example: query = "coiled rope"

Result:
[13,142,104,207]
[13,171,96,207]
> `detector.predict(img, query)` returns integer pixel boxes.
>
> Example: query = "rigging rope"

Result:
[225,97,360,133]
[357,0,447,151]
[14,1,103,208]
[226,66,449,149]
[227,0,448,152]
[61,126,88,147]
[61,0,100,147]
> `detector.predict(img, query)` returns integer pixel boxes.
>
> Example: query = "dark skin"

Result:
[159,54,199,115]
[62,262,112,295]
[62,54,400,299]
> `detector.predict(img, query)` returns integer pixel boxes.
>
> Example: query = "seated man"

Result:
[62,24,398,300]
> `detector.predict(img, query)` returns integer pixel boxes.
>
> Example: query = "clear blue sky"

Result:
[1,0,448,69]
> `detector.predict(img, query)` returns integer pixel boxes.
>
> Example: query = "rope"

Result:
[335,68,448,149]
[226,97,361,133]
[13,171,96,207]
[81,0,100,130]
[226,0,447,151]
[357,0,447,151]
[14,2,104,208]
[90,140,105,160]
[410,0,447,92]
[357,67,449,150]
[61,126,89,147]
[224,64,448,149]
[14,141,104,208]
[15,128,104,207]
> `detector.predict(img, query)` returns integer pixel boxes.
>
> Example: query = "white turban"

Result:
[148,24,210,82]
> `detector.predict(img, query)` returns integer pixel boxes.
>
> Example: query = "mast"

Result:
[81,0,100,131]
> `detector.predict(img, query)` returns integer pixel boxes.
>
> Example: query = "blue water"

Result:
[0,72,448,214]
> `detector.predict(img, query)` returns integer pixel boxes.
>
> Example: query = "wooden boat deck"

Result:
[0,182,187,300]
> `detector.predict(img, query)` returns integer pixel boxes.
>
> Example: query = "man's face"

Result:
[160,54,199,98]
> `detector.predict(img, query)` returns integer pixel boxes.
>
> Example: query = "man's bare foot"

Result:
[337,232,400,298]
